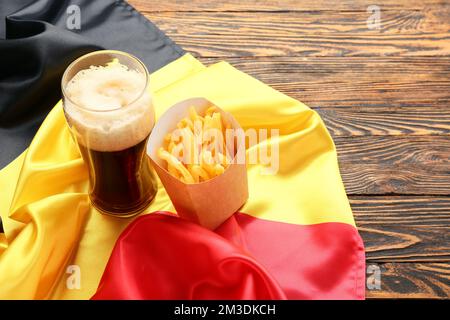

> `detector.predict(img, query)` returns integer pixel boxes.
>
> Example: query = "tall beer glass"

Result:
[61,50,157,217]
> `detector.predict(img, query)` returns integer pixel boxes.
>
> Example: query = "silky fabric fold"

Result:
[92,212,286,300]
[0,54,365,299]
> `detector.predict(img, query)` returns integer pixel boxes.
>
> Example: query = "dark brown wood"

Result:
[318,108,450,136]
[201,58,450,195]
[366,262,450,298]
[142,9,450,57]
[208,57,450,109]
[335,136,450,165]
[129,0,446,12]
[343,163,449,195]
[351,196,450,262]
[202,57,450,136]
[337,136,450,195]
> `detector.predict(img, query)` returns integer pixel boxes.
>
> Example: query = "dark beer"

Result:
[78,137,157,215]
[62,50,157,216]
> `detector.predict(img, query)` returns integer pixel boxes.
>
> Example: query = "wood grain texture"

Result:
[351,196,450,262]
[366,262,450,298]
[211,57,450,109]
[335,136,450,165]
[143,9,450,57]
[128,0,447,12]
[318,108,450,136]
[336,136,450,195]
[202,57,450,136]
[209,56,450,197]
[343,164,449,195]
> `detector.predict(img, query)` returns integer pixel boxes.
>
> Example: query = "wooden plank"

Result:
[202,57,450,136]
[351,196,450,262]
[129,0,446,12]
[337,136,450,195]
[366,262,450,298]
[145,9,450,57]
[213,57,450,109]
[335,136,450,165]
[343,163,450,195]
[318,108,450,136]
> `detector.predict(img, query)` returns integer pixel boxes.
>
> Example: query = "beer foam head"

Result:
[63,62,154,152]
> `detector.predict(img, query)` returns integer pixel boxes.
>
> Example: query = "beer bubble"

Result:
[64,62,154,152]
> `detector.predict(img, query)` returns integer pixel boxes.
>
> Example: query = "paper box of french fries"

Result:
[146,97,248,230]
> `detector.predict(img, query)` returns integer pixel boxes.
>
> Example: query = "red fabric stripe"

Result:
[217,213,365,299]
[92,212,365,300]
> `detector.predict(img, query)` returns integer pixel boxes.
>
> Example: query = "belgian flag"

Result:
[0,0,365,299]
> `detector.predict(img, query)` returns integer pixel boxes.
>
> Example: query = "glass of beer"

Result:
[61,50,158,217]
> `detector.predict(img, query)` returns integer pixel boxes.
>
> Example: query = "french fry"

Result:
[187,165,199,183]
[195,165,210,181]
[167,163,180,179]
[214,164,225,176]
[189,106,203,124]
[193,119,203,136]
[205,106,218,116]
[184,127,199,164]
[201,150,219,177]
[189,164,210,183]
[211,112,223,132]
[170,142,184,161]
[177,118,194,131]
[167,140,175,153]
[158,148,194,183]
[158,106,234,183]
[217,152,231,167]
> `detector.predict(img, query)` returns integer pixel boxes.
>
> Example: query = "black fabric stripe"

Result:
[0,0,185,169]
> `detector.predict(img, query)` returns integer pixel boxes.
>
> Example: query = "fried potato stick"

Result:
[158,147,194,183]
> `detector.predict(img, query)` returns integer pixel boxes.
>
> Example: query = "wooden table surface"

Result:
[128,0,450,298]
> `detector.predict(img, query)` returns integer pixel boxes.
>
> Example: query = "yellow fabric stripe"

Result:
[0,234,7,255]
[0,150,27,243]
